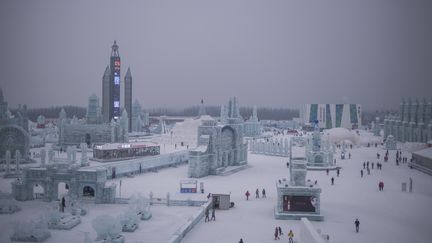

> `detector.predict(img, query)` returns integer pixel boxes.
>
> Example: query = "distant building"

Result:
[302,104,361,130]
[124,67,132,132]
[384,98,432,143]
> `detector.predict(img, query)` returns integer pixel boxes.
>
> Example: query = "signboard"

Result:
[180,180,197,193]
[282,195,317,212]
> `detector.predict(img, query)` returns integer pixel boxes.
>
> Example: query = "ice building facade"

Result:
[243,106,262,137]
[58,99,129,149]
[384,98,432,143]
[0,88,30,162]
[12,162,116,203]
[305,122,334,167]
[86,94,102,124]
[188,97,248,178]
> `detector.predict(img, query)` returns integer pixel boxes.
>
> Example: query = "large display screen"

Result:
[282,195,317,212]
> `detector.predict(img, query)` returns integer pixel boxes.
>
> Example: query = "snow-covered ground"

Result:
[1,142,432,243]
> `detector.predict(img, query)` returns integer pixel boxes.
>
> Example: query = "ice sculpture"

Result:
[274,136,323,221]
[118,207,140,232]
[48,149,55,163]
[0,191,20,214]
[10,216,51,242]
[45,207,81,230]
[80,143,89,166]
[92,214,124,243]
[130,194,152,220]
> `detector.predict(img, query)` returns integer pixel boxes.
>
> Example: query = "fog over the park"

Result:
[0,0,431,110]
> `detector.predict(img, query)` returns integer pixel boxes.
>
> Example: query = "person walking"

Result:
[326,168,329,175]
[239,239,244,243]
[274,227,280,240]
[204,208,210,222]
[331,177,334,185]
[245,190,250,200]
[367,167,370,175]
[288,230,294,243]
[278,226,282,236]
[360,169,363,178]
[262,188,266,198]
[256,188,260,198]
[61,197,66,213]
[211,208,216,221]
[363,162,366,169]
[337,168,340,177]
[354,218,360,233]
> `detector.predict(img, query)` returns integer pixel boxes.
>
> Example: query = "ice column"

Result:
[15,150,21,172]
[5,150,11,174]
[40,149,46,167]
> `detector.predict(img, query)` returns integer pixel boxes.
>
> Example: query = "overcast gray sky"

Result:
[0,0,431,111]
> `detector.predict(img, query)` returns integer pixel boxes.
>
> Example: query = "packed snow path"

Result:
[1,145,432,243]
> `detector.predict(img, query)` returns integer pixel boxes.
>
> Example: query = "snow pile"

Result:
[158,115,215,147]
[355,130,383,145]
[322,128,359,145]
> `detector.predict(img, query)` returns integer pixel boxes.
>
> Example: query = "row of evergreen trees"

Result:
[23,105,392,126]
[24,105,300,122]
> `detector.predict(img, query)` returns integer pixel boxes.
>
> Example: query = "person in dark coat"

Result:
[262,188,266,198]
[245,190,250,200]
[274,227,280,240]
[354,218,360,232]
[255,188,260,198]
[61,197,66,213]
[337,169,340,177]
[331,177,334,185]
[204,208,210,222]
[278,226,283,235]
[239,239,244,243]
[360,170,363,178]
[211,208,216,221]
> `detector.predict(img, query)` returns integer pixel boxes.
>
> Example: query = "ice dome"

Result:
[322,127,358,145]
